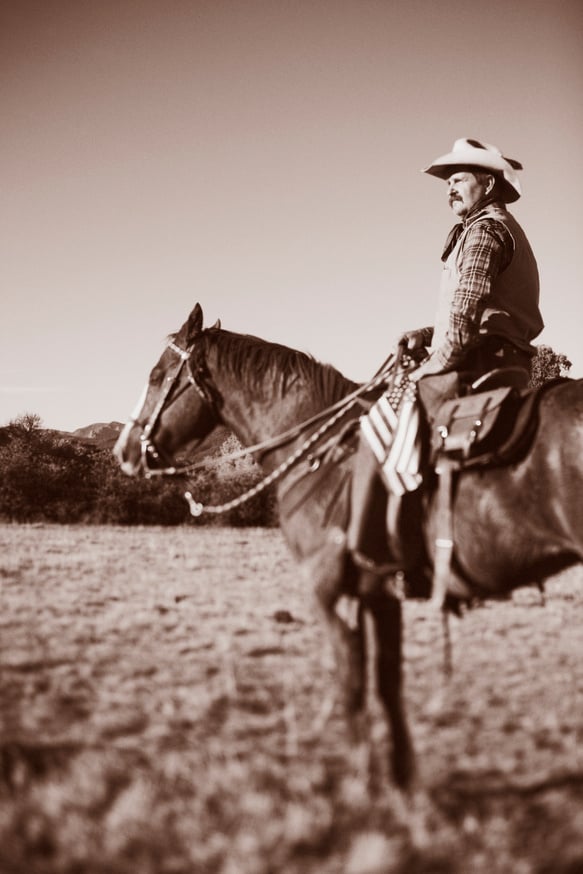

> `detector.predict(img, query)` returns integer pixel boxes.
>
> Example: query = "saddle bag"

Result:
[429,387,515,463]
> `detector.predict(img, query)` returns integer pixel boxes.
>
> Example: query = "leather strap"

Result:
[431,461,455,608]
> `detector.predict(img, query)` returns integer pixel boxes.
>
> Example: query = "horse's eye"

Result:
[150,367,164,386]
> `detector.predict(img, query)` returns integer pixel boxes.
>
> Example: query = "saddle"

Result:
[416,367,545,607]
[419,366,536,469]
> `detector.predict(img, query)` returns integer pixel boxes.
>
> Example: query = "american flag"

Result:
[360,372,422,496]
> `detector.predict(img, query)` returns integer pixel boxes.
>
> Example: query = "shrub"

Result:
[0,424,277,527]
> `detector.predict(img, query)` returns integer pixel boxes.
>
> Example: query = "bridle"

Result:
[130,338,219,475]
[125,334,410,514]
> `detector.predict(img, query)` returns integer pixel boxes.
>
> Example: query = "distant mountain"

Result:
[0,422,122,451]
[67,421,251,467]
[0,418,247,465]
[71,422,124,448]
[3,417,254,477]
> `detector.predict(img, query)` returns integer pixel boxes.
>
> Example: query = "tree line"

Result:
[0,420,278,527]
[0,345,571,526]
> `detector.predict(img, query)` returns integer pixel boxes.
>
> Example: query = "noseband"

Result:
[131,339,217,475]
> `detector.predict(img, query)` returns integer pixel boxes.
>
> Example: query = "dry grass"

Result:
[1,524,582,874]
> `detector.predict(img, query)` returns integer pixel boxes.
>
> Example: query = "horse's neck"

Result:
[217,374,326,447]
[206,340,352,463]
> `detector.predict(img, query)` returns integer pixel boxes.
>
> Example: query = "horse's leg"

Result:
[306,534,366,735]
[313,564,366,729]
[365,586,415,789]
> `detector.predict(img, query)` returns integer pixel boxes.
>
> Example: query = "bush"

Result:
[0,424,277,527]
[530,345,572,388]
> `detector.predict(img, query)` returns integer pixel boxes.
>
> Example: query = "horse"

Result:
[114,302,583,789]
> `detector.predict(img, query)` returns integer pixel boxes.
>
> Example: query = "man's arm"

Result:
[410,220,513,379]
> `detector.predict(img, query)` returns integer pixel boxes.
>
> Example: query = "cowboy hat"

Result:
[423,138,523,202]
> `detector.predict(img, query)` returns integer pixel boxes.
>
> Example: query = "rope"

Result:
[184,390,362,516]
[182,349,413,517]
[151,355,397,479]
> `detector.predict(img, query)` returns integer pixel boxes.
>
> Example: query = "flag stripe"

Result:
[368,405,394,446]
[360,416,389,464]
[361,376,422,495]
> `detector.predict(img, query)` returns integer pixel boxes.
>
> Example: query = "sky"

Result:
[2,0,582,432]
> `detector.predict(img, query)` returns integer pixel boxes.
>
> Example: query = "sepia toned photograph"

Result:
[1,2,582,872]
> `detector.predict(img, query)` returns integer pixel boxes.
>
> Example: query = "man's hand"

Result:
[407,362,427,382]
[398,329,429,351]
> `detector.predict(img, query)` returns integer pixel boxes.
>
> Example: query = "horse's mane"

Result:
[205,329,359,405]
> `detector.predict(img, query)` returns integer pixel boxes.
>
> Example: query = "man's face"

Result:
[446,170,491,218]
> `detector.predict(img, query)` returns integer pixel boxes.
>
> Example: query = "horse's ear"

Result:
[210,318,221,330]
[187,303,204,337]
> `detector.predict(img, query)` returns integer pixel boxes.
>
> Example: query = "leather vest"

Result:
[433,205,544,354]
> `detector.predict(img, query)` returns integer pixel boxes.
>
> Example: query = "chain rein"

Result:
[135,338,405,517]
[184,393,358,516]
[183,362,399,517]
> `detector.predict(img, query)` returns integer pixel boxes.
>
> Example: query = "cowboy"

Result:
[348,138,544,588]
[401,137,544,383]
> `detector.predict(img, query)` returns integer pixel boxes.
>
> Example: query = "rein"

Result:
[184,385,366,516]
[146,344,404,478]
[183,352,406,517]
[134,334,408,517]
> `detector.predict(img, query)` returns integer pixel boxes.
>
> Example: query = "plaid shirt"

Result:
[414,201,514,376]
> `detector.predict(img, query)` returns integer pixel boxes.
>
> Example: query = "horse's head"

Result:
[113,303,222,476]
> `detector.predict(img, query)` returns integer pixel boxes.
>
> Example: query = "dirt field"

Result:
[1,524,582,874]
